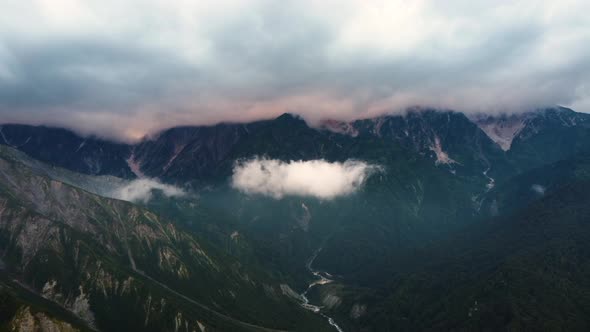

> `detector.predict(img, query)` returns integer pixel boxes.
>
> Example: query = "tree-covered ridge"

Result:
[320,155,590,331]
[2,107,590,331]
[0,146,332,332]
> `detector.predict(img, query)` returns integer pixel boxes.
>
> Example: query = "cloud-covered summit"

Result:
[1,0,589,141]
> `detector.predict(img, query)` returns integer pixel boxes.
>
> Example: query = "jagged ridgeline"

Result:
[2,106,590,331]
[0,145,333,332]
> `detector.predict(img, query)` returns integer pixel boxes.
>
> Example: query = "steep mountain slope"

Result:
[508,107,590,172]
[0,145,128,197]
[3,107,589,186]
[0,146,332,332]
[0,124,134,178]
[473,113,528,151]
[130,114,355,184]
[129,110,510,185]
[130,123,255,181]
[348,109,509,178]
[183,120,493,289]
[0,276,96,332]
[0,110,526,293]
[4,107,590,331]
[481,153,590,217]
[320,162,590,331]
[0,109,509,184]
[473,107,590,174]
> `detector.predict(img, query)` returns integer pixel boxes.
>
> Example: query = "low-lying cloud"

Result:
[110,178,186,203]
[231,158,380,199]
[531,184,546,196]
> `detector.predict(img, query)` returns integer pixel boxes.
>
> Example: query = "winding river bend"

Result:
[299,248,345,332]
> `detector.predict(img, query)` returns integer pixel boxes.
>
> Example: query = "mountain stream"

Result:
[299,247,345,332]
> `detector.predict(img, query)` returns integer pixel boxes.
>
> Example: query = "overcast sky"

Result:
[1,0,589,141]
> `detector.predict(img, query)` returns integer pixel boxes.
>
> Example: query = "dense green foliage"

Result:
[0,146,332,332]
[2,107,590,331]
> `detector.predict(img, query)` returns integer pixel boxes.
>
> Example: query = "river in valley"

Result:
[299,248,345,332]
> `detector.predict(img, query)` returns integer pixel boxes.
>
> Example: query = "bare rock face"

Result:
[9,307,79,332]
[0,124,134,178]
[473,113,528,151]
[68,287,95,327]
[474,107,590,173]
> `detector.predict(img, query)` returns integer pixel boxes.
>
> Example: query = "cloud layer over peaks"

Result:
[231,158,380,199]
[1,1,589,141]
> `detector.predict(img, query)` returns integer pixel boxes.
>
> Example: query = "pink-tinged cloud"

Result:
[0,0,589,141]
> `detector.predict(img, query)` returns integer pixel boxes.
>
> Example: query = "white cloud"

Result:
[531,184,546,195]
[110,178,186,203]
[231,158,380,199]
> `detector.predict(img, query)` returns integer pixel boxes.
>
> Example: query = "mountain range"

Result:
[2,106,590,331]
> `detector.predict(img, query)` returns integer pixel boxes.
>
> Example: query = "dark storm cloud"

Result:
[0,38,201,108]
[0,0,589,141]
